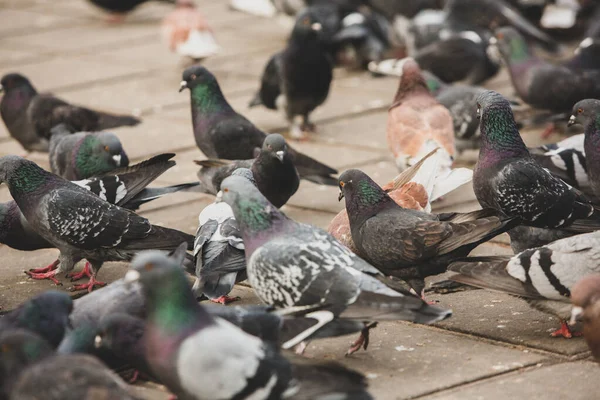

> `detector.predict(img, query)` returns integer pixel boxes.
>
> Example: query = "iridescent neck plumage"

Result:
[478,105,529,165]
[233,197,288,256]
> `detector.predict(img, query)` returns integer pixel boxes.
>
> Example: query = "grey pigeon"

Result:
[220,174,452,355]
[568,99,600,200]
[564,37,600,72]
[180,65,338,186]
[49,124,129,180]
[0,291,72,348]
[195,134,300,208]
[124,249,374,400]
[449,230,600,338]
[0,73,140,153]
[249,7,333,140]
[0,330,137,400]
[0,155,194,292]
[473,90,600,252]
[492,27,600,114]
[338,168,517,295]
[571,274,600,361]
[88,0,175,15]
[0,153,198,253]
[192,168,252,305]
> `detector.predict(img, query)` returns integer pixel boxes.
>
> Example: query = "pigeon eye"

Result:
[578,108,583,114]
[339,181,345,188]
[496,32,504,40]
[302,17,310,25]
[223,188,229,193]
[190,74,197,80]
[144,263,153,271]
[104,146,110,152]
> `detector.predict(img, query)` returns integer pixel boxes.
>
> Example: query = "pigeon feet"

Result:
[106,13,126,24]
[66,262,92,282]
[69,276,107,293]
[540,122,556,139]
[25,260,61,285]
[550,321,582,339]
[128,370,140,384]
[209,295,241,305]
[346,322,378,356]
[28,259,60,274]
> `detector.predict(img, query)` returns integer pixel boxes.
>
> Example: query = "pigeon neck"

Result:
[392,79,430,105]
[73,135,108,178]
[584,120,600,196]
[190,81,232,116]
[346,180,395,226]
[478,106,529,165]
[232,197,288,255]
[6,163,54,210]
[57,325,96,354]
[0,84,37,121]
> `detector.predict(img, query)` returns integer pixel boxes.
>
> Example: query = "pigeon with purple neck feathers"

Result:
[0,73,140,153]
[49,124,129,180]
[474,90,600,252]
[124,248,374,400]
[0,155,193,292]
[180,65,338,186]
[220,174,451,355]
[449,230,600,338]
[338,168,517,295]
[195,134,300,208]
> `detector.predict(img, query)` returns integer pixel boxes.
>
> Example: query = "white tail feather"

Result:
[230,0,277,17]
[177,30,220,59]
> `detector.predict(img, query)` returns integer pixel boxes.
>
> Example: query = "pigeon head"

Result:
[569,99,600,130]
[94,313,144,352]
[292,8,326,41]
[179,65,218,93]
[57,323,98,354]
[76,132,129,178]
[338,169,393,216]
[0,330,53,391]
[0,73,36,95]
[8,291,73,348]
[0,156,52,196]
[262,133,288,163]
[493,27,531,65]
[231,167,257,186]
[570,274,600,360]
[391,58,428,103]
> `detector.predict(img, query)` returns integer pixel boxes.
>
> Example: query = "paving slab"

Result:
[424,361,600,400]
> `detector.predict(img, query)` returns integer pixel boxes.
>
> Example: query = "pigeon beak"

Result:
[570,306,583,325]
[123,269,140,284]
[338,191,344,201]
[94,335,103,349]
[179,80,188,93]
[275,151,284,162]
[568,115,576,127]
[215,190,223,203]
[311,22,322,31]
[112,154,122,166]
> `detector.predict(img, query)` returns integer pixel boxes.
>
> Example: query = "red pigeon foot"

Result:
[69,276,107,293]
[540,122,556,139]
[66,262,92,282]
[345,322,378,356]
[209,295,241,305]
[128,370,140,384]
[28,259,60,274]
[550,321,582,338]
[25,268,62,286]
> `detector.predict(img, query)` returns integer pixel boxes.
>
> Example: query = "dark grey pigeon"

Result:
[449,230,600,338]
[0,155,193,292]
[492,27,600,114]
[87,0,175,15]
[0,291,72,348]
[125,249,374,400]
[180,65,338,186]
[220,174,452,355]
[338,168,517,295]
[249,7,333,140]
[473,90,600,251]
[569,99,600,201]
[564,37,600,72]
[0,73,140,153]
[193,168,252,305]
[49,124,129,180]
[195,134,300,208]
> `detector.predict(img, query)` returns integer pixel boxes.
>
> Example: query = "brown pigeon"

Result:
[386,58,456,173]
[571,274,600,360]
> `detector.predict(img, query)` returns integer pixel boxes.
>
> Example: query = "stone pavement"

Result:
[0,1,598,399]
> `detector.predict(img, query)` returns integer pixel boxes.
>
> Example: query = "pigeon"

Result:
[385,58,456,173]
[220,174,452,355]
[0,153,198,253]
[0,291,72,348]
[492,27,600,115]
[474,90,600,251]
[180,65,339,186]
[195,134,300,207]
[449,230,600,338]
[0,330,137,400]
[161,0,219,61]
[0,73,140,153]
[124,249,375,399]
[49,124,129,180]
[192,168,252,305]
[329,148,473,253]
[564,37,600,72]
[249,7,334,140]
[368,0,443,19]
[570,274,600,360]
[0,155,194,292]
[568,99,600,200]
[338,168,516,295]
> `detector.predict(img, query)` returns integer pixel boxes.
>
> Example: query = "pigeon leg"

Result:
[550,320,583,338]
[345,322,378,356]
[209,295,241,305]
[128,370,140,384]
[289,115,309,141]
[69,269,106,293]
[301,115,316,132]
[540,122,556,139]
[66,262,92,282]
[25,260,61,285]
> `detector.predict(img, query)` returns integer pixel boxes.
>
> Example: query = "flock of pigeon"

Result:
[3,0,600,399]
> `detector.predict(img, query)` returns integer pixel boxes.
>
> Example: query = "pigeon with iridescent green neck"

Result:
[179,65,338,186]
[49,124,129,180]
